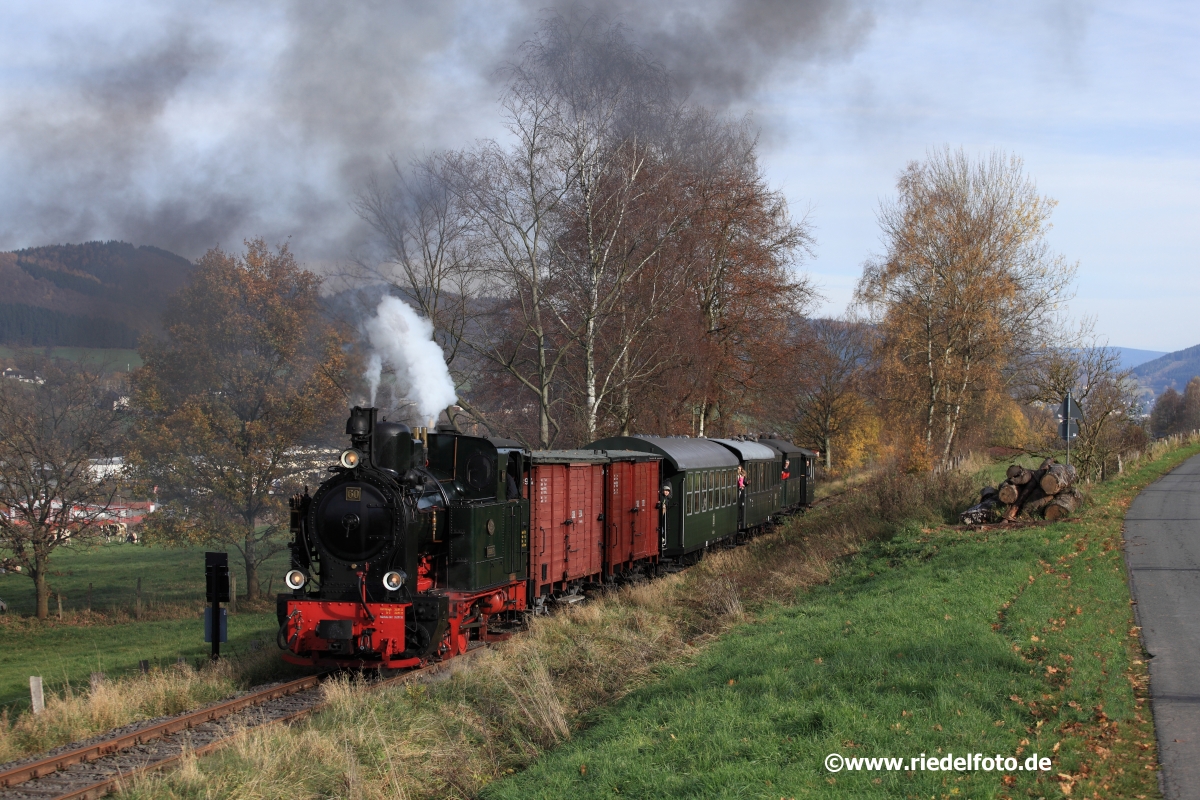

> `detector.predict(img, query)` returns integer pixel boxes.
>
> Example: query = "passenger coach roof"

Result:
[709,439,777,463]
[585,436,738,470]
[757,438,816,458]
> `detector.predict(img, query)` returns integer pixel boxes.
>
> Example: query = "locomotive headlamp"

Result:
[339,449,362,469]
[382,570,406,592]
[284,569,307,590]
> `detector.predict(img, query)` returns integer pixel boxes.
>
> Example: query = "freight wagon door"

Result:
[530,464,568,595]
[566,464,603,582]
[630,459,659,561]
[606,460,633,575]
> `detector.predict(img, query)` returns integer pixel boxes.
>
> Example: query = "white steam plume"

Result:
[362,296,457,422]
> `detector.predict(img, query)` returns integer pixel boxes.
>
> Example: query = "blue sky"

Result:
[0,0,1195,350]
[757,1,1198,351]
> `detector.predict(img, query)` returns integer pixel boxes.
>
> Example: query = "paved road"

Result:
[1126,453,1200,800]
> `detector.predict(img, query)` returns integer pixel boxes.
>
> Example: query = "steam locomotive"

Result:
[276,406,816,669]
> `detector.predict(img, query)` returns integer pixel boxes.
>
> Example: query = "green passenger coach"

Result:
[710,439,781,529]
[758,436,817,511]
[585,436,739,559]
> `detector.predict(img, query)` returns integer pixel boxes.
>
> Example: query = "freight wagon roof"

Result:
[488,437,526,450]
[529,449,611,464]
[586,436,738,470]
[709,439,777,463]
[528,448,662,465]
[757,438,817,458]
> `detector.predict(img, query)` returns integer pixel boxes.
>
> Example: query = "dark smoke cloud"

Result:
[0,0,871,265]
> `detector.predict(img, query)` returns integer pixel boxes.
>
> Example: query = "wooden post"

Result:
[57,592,63,620]
[30,676,44,715]
[135,576,142,620]
[139,660,150,674]
[90,672,105,692]
[87,582,92,613]
[230,573,236,614]
[266,576,273,599]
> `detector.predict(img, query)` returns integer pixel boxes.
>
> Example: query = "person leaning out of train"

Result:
[737,466,746,493]
[781,459,790,481]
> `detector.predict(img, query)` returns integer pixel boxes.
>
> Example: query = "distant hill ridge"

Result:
[0,241,192,348]
[1132,344,1200,400]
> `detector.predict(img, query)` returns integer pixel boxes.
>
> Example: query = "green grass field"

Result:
[0,543,292,711]
[0,346,142,372]
[482,448,1197,799]
[0,542,288,617]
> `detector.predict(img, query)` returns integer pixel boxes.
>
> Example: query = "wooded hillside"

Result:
[1133,343,1200,398]
[0,242,192,347]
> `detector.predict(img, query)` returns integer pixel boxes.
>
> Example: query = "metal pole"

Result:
[211,592,220,661]
[1066,390,1071,467]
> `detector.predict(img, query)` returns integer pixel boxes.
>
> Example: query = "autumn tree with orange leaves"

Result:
[855,148,1075,469]
[131,240,351,599]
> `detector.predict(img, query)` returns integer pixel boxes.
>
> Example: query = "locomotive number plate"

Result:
[345,487,361,501]
[486,519,495,534]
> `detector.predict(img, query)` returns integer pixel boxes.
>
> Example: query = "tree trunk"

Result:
[1006,465,1032,485]
[584,312,598,441]
[1040,463,1077,495]
[824,437,831,471]
[34,558,49,620]
[960,497,998,525]
[244,529,259,601]
[1044,488,1081,521]
[997,481,1020,505]
[1014,482,1048,517]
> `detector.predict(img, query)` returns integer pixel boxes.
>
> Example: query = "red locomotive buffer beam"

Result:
[280,582,528,668]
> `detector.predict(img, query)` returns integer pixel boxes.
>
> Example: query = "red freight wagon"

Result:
[603,450,662,577]
[529,451,607,598]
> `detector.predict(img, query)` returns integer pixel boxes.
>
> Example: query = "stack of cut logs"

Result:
[960,459,1082,525]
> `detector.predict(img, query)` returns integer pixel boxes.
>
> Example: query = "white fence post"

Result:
[30,676,44,714]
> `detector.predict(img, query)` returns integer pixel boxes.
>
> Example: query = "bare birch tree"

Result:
[856,147,1076,467]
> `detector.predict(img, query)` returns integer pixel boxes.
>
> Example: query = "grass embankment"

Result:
[0,544,294,712]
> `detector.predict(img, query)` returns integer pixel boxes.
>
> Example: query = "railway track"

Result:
[0,651,486,800]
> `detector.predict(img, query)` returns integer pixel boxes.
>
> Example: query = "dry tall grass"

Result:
[122,468,980,800]
[0,647,289,765]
